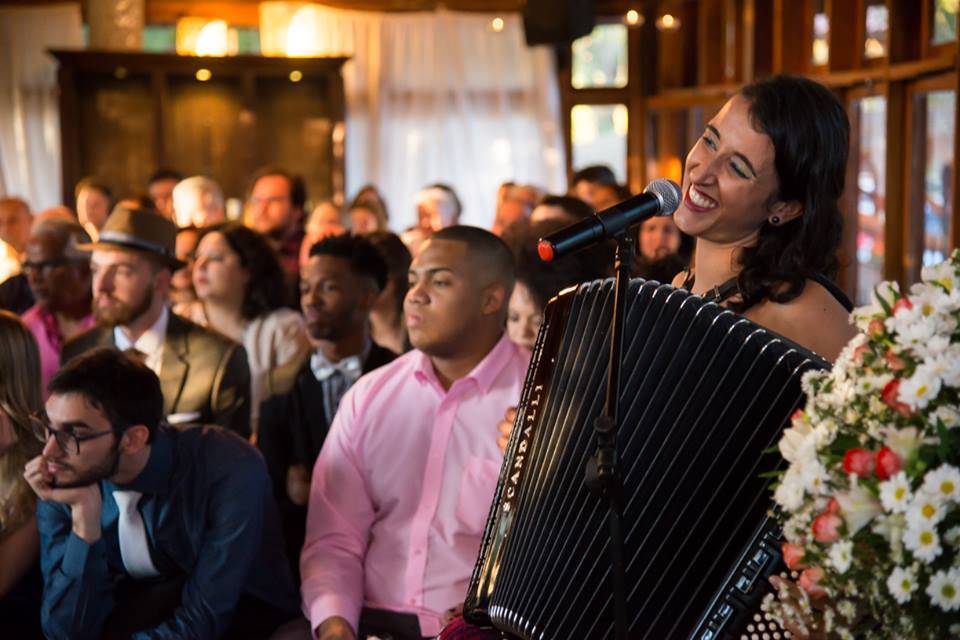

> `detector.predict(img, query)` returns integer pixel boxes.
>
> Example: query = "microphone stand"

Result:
[585,231,631,640]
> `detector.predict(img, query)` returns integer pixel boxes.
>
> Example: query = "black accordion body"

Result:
[464,279,828,639]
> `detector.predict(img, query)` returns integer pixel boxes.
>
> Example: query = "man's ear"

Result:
[480,283,507,317]
[119,425,151,455]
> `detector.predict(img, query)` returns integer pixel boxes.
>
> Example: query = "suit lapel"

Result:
[159,315,190,415]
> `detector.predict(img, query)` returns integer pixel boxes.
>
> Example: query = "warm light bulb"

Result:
[656,13,680,30]
[289,70,303,82]
[195,68,212,82]
[195,20,228,56]
[491,17,505,32]
[626,10,641,26]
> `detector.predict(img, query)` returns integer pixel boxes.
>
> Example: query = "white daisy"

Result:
[879,471,913,514]
[774,467,806,511]
[828,540,853,574]
[922,464,960,503]
[836,599,856,621]
[898,364,943,410]
[926,567,960,612]
[906,492,946,527]
[945,525,960,547]
[799,458,830,495]
[886,566,917,604]
[904,523,942,563]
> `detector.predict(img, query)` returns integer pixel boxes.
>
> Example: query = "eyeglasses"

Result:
[21,258,77,273]
[30,413,120,456]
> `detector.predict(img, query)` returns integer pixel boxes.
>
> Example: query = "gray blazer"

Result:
[61,312,252,438]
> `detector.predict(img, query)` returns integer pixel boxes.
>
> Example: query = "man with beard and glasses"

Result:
[275,226,528,640]
[247,167,307,306]
[61,206,252,438]
[24,348,300,640]
[258,233,395,579]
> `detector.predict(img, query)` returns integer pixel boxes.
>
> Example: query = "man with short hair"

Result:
[415,183,462,232]
[259,233,396,578]
[297,226,528,640]
[22,219,95,393]
[24,348,299,640]
[147,169,183,221]
[247,167,307,279]
[75,178,113,237]
[172,175,225,229]
[62,206,252,437]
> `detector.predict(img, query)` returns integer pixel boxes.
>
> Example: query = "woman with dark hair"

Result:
[672,74,856,362]
[365,231,412,355]
[0,311,45,637]
[192,222,310,438]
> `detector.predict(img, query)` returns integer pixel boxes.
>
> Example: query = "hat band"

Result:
[98,230,176,260]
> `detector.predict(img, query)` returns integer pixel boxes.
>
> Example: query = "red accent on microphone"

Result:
[538,239,554,262]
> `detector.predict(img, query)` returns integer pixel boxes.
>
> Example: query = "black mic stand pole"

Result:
[585,231,632,640]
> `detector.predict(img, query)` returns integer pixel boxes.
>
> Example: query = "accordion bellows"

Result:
[465,279,828,639]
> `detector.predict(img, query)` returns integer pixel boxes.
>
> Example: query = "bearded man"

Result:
[61,206,251,437]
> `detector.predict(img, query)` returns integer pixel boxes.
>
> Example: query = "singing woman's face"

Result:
[674,94,781,247]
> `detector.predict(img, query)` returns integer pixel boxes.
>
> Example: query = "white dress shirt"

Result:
[114,306,170,376]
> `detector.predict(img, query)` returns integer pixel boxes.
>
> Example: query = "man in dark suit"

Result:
[258,234,394,576]
[61,205,251,438]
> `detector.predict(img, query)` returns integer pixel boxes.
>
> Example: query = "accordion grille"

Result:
[465,279,827,639]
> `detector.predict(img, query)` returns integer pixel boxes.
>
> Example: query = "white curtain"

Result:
[0,3,84,211]
[278,6,566,231]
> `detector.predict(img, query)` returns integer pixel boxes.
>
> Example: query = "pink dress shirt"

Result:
[22,305,95,396]
[300,334,529,637]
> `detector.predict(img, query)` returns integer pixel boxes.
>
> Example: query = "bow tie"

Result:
[311,353,363,382]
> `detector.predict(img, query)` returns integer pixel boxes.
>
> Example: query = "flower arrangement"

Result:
[764,251,960,638]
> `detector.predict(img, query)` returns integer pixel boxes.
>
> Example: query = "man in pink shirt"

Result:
[21,219,95,394]
[296,226,528,640]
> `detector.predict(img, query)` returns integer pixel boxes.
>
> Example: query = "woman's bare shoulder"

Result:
[745,279,857,363]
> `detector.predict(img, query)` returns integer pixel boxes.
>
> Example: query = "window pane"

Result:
[855,96,887,305]
[571,104,628,182]
[864,1,889,59]
[922,90,955,267]
[572,24,628,89]
[932,0,959,46]
[812,0,829,66]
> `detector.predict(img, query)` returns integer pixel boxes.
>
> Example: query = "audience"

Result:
[403,183,463,255]
[25,348,300,639]
[300,201,346,268]
[21,220,95,394]
[258,233,396,580]
[191,222,310,437]
[286,226,527,640]
[0,197,32,272]
[172,175,225,229]
[348,201,387,235]
[491,182,540,237]
[247,167,307,302]
[170,225,201,312]
[528,194,594,226]
[366,231,412,356]
[74,177,113,239]
[0,312,45,639]
[571,164,621,211]
[632,215,690,284]
[147,169,183,221]
[352,184,390,222]
[62,206,252,438]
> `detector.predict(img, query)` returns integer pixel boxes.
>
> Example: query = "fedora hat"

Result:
[78,206,185,270]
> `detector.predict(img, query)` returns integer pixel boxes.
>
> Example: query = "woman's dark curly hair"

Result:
[730,75,848,312]
[197,222,285,320]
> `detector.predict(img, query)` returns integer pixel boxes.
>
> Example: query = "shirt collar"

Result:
[110,425,174,496]
[413,332,517,394]
[310,338,371,383]
[115,306,169,354]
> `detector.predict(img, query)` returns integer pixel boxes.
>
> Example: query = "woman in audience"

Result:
[0,311,45,638]
[348,187,389,235]
[192,222,310,438]
[366,231,412,355]
[170,225,201,319]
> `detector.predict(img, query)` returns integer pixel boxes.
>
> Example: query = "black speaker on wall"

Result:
[522,0,595,46]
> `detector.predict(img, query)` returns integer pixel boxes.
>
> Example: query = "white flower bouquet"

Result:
[764,251,960,638]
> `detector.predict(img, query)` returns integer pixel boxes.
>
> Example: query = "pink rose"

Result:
[811,512,842,543]
[842,448,875,477]
[799,567,827,599]
[781,542,807,571]
[882,379,912,417]
[875,446,902,480]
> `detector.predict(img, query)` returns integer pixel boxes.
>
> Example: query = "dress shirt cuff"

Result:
[61,532,106,579]
[307,594,362,638]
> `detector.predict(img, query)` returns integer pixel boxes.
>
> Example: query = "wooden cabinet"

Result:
[52,50,347,207]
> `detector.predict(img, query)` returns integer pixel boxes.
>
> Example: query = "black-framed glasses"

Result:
[21,258,75,273]
[30,413,119,456]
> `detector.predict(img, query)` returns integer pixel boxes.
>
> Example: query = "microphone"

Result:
[538,179,682,262]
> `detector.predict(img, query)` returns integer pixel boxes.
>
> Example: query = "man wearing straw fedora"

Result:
[62,206,252,438]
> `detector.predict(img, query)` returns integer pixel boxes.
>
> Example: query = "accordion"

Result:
[464,279,828,639]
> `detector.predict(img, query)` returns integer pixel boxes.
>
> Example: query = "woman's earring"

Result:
[770,215,781,225]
